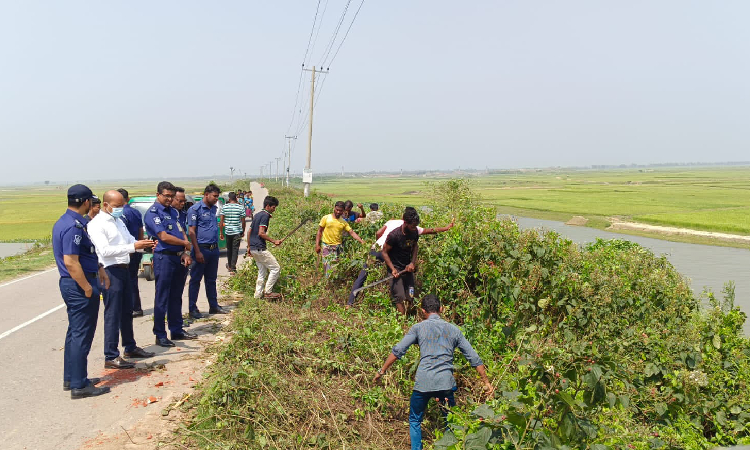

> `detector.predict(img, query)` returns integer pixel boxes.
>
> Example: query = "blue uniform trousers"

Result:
[129,253,143,311]
[103,267,137,360]
[153,253,186,339]
[60,276,100,390]
[188,247,220,312]
[409,389,456,450]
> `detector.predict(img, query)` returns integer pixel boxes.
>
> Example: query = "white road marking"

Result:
[0,303,65,341]
[0,268,56,288]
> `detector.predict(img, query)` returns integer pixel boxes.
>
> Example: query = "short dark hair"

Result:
[204,184,221,195]
[403,207,420,226]
[117,188,129,200]
[343,200,354,209]
[91,197,101,206]
[421,294,441,313]
[174,186,185,193]
[228,192,237,201]
[248,190,252,194]
[370,203,379,211]
[264,196,279,208]
[157,181,176,195]
[334,201,345,209]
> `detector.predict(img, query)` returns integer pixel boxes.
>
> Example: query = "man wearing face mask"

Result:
[88,190,156,369]
[53,184,110,398]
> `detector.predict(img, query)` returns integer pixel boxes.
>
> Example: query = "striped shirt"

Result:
[221,202,246,236]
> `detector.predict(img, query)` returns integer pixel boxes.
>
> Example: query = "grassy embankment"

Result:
[314,167,750,247]
[178,181,750,450]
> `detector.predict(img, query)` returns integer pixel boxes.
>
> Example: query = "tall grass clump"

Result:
[181,180,750,450]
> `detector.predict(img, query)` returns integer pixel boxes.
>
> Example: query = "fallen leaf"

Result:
[155,382,164,387]
[148,396,158,404]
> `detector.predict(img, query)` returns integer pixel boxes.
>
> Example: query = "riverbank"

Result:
[498,205,750,249]
[0,244,55,283]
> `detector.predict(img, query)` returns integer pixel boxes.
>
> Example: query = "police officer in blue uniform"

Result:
[53,184,111,399]
[144,181,197,347]
[117,188,146,318]
[187,184,227,318]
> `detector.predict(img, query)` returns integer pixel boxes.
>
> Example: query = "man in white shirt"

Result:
[88,190,156,369]
[346,208,455,307]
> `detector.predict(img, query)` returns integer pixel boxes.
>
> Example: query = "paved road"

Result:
[0,245,250,450]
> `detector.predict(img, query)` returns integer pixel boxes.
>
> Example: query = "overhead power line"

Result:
[286,0,323,135]
[318,0,353,68]
[327,0,366,68]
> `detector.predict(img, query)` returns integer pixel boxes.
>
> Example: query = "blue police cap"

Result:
[67,184,94,202]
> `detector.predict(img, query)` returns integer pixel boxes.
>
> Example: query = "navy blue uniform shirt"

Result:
[121,203,143,239]
[52,210,99,276]
[177,209,188,231]
[144,202,185,252]
[187,201,218,244]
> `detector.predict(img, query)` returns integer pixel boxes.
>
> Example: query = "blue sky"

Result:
[1,1,748,183]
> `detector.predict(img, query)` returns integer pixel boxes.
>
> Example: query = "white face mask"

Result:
[110,207,124,219]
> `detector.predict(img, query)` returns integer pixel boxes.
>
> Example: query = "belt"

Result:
[63,272,97,279]
[156,250,183,256]
[198,243,218,250]
[106,264,129,270]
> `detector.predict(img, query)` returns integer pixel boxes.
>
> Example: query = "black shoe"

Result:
[104,356,135,369]
[124,347,155,358]
[208,306,227,314]
[64,377,101,391]
[132,309,144,318]
[172,330,198,340]
[189,310,203,320]
[71,383,111,399]
[155,337,175,347]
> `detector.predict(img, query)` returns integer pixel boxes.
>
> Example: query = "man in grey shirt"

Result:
[374,294,494,450]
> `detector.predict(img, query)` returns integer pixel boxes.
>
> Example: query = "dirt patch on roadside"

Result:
[608,218,750,245]
[77,305,238,450]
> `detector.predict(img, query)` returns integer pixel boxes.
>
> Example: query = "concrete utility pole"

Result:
[302,66,329,197]
[260,166,264,179]
[268,161,273,182]
[285,135,297,187]
[275,157,282,182]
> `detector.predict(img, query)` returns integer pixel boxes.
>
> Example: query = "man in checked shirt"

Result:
[374,294,494,450]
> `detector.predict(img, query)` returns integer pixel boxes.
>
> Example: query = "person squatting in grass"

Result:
[374,294,494,450]
[346,208,455,308]
[381,207,422,314]
[246,196,283,299]
[315,201,366,276]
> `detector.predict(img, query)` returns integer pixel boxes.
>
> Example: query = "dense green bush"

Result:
[187,180,750,450]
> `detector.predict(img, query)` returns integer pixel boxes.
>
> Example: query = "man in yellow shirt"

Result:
[315,201,366,276]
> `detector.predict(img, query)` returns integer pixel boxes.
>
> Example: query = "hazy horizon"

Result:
[2,1,749,184]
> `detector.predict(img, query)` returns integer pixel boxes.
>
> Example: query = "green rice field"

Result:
[314,167,750,236]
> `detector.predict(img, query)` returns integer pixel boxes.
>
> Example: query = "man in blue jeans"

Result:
[374,294,494,450]
[187,184,227,318]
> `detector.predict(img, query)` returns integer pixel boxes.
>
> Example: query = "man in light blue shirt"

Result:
[374,294,494,450]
